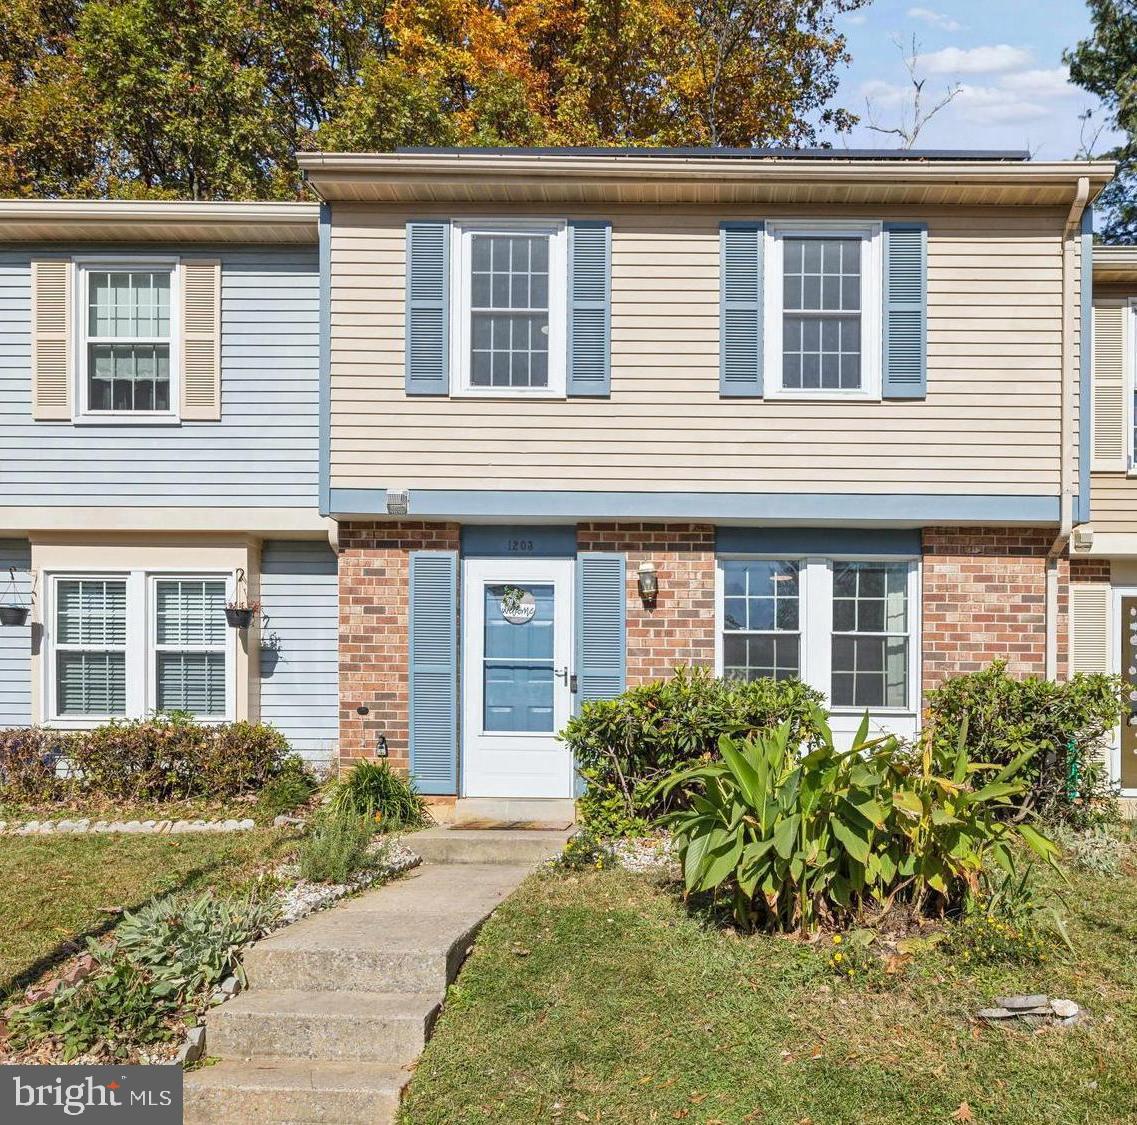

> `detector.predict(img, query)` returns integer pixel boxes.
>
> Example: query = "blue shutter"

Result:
[575,553,626,705]
[405,221,450,395]
[408,551,458,794]
[567,220,611,396]
[719,221,764,397]
[882,222,927,399]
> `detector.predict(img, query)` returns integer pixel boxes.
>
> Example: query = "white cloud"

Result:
[844,11,868,24]
[906,7,964,32]
[917,44,1033,76]
[999,67,1079,100]
[953,84,1050,126]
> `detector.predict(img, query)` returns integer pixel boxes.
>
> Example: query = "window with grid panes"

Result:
[721,560,801,681]
[831,562,909,708]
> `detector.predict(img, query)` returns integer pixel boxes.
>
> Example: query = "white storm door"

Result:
[462,557,574,798]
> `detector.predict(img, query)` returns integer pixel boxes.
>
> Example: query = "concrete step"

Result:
[183,1058,408,1125]
[206,989,440,1064]
[408,826,571,866]
[450,796,576,829]
[243,863,529,994]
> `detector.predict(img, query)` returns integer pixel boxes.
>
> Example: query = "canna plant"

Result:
[656,709,1058,933]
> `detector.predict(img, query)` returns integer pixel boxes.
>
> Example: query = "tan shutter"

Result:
[1092,301,1126,470]
[1071,583,1111,674]
[180,259,221,421]
[31,259,72,420]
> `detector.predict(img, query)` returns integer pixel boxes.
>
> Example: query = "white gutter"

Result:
[1047,175,1091,680]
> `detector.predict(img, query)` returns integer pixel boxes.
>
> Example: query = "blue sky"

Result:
[818,0,1119,159]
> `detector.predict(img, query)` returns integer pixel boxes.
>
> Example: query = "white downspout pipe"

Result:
[1047,175,1090,680]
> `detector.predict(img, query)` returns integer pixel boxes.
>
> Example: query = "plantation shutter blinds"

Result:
[575,553,626,705]
[31,259,72,420]
[179,259,221,420]
[55,579,127,715]
[405,222,450,395]
[882,222,928,400]
[719,222,764,397]
[1070,582,1111,675]
[1092,301,1127,470]
[155,579,227,717]
[567,220,612,396]
[408,551,458,794]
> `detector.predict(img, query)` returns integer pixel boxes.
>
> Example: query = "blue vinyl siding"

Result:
[0,539,31,727]
[258,540,338,765]
[0,249,319,507]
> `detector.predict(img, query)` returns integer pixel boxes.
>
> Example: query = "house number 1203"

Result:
[508,539,535,553]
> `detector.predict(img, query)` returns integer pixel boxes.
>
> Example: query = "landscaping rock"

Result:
[273,814,305,828]
[1051,998,1080,1018]
[220,975,242,997]
[977,1007,1016,1020]
[996,994,1049,1010]
[177,1025,206,1066]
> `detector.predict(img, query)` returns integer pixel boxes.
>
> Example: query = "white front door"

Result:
[462,558,574,798]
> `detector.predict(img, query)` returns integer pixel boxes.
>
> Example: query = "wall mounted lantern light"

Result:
[637,561,659,603]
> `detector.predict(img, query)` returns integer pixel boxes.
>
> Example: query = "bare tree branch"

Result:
[864,34,961,148]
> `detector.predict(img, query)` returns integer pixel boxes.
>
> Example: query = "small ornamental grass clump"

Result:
[298,808,383,884]
[657,708,1057,935]
[329,758,431,832]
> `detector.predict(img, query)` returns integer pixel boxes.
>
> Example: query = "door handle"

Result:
[556,667,578,692]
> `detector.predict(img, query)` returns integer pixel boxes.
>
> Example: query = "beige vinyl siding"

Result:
[329,203,1070,494]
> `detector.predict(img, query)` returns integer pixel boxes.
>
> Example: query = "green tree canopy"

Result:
[1066,0,1137,242]
[0,0,867,200]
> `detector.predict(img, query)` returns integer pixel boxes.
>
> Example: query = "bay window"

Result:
[47,571,234,724]
[718,556,919,717]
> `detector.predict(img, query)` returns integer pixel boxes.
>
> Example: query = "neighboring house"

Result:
[1072,244,1137,801]
[297,147,1113,813]
[0,200,341,766]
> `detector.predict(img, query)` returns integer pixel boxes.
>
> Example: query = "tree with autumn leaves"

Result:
[0,0,867,199]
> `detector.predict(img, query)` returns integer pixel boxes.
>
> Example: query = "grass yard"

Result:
[0,828,296,997]
[401,864,1137,1125]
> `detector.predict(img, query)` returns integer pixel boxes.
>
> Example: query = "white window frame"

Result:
[1126,297,1137,475]
[448,219,568,399]
[43,568,236,727]
[715,555,921,732]
[763,220,883,401]
[73,256,182,425]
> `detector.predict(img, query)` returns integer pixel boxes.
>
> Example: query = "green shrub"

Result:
[0,727,76,803]
[926,662,1123,827]
[8,889,279,1061]
[560,666,826,835]
[0,714,293,804]
[944,866,1059,965]
[298,809,378,883]
[658,710,1057,933]
[329,758,430,830]
[254,755,318,821]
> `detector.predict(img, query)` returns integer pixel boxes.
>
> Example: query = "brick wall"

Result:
[921,527,1069,693]
[576,523,716,684]
[337,521,460,771]
[1070,557,1111,583]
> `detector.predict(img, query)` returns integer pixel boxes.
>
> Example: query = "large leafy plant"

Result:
[658,710,1057,933]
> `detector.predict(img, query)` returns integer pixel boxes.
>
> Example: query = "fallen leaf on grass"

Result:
[951,1103,975,1122]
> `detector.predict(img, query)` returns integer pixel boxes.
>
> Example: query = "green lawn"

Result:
[0,829,296,996]
[401,863,1137,1125]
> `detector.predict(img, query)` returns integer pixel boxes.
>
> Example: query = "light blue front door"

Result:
[463,558,575,798]
[483,583,555,732]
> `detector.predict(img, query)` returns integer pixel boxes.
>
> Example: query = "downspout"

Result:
[1047,175,1090,680]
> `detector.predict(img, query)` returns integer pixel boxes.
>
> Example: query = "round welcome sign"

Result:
[499,586,536,625]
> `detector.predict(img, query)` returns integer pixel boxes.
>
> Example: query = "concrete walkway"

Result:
[184,829,569,1124]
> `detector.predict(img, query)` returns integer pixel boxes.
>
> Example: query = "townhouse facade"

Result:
[0,200,340,765]
[1,148,1130,813]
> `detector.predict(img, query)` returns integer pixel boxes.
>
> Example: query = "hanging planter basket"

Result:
[225,606,257,630]
[0,567,31,627]
[0,604,28,627]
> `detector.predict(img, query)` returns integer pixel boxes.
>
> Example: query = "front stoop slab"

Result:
[450,797,576,829]
[183,1058,408,1125]
[408,826,572,866]
[185,863,533,1124]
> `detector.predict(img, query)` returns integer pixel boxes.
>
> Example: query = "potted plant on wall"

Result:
[0,566,31,627]
[225,567,259,630]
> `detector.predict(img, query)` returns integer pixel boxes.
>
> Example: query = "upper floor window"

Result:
[451,221,567,396]
[78,262,178,420]
[765,222,882,400]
